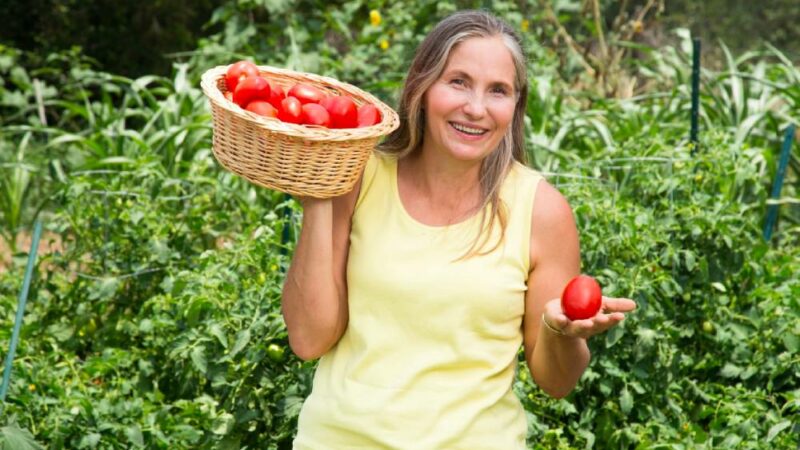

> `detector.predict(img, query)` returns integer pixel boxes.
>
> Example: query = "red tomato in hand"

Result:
[245,100,278,118]
[278,96,304,124]
[225,60,259,93]
[325,95,358,129]
[560,275,602,320]
[302,103,331,127]
[357,103,382,127]
[233,76,271,108]
[288,84,326,104]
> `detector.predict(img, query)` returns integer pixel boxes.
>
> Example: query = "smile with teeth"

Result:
[450,122,487,136]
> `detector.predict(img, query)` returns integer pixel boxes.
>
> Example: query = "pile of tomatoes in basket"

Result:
[223,60,382,129]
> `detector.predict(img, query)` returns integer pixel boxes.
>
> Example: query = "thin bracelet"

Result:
[541,313,566,336]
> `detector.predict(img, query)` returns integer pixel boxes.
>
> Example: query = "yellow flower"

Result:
[28,384,36,392]
[380,39,390,51]
[521,19,530,33]
[370,10,382,27]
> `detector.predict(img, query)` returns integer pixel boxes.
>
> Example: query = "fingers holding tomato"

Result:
[542,275,637,339]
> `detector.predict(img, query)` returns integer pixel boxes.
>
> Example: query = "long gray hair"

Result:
[378,10,529,258]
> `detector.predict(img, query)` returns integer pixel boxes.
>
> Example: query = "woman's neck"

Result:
[399,150,482,212]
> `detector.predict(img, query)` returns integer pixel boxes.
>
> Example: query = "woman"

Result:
[282,10,636,449]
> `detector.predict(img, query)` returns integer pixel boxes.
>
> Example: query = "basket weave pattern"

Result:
[200,65,400,198]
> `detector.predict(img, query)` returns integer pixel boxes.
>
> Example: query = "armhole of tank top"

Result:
[354,151,380,212]
[521,169,544,278]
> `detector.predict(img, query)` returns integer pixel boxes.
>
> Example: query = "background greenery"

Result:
[0,0,798,449]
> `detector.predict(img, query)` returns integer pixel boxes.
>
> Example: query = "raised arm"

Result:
[281,181,361,361]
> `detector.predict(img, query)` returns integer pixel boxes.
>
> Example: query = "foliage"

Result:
[0,1,799,449]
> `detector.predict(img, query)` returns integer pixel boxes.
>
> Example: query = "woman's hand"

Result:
[542,296,637,339]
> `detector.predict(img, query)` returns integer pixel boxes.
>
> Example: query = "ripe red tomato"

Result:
[325,95,358,129]
[245,100,278,118]
[302,103,331,127]
[357,103,382,127]
[560,275,602,320]
[225,60,259,93]
[288,83,326,105]
[233,76,271,108]
[319,96,335,112]
[278,96,303,124]
[267,82,286,109]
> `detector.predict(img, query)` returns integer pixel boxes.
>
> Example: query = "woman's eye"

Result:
[491,87,509,96]
[449,78,466,86]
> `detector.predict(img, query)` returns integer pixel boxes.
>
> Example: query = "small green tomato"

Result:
[267,343,285,362]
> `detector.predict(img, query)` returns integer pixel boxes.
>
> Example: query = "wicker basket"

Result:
[200,64,400,198]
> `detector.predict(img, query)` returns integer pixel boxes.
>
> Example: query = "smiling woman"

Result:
[282,9,636,450]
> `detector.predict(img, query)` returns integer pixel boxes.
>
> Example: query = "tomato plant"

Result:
[561,275,602,320]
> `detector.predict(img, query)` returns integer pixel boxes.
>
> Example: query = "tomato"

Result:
[357,103,382,127]
[267,82,286,109]
[225,60,260,93]
[319,95,336,112]
[267,343,285,362]
[325,95,358,129]
[233,76,271,108]
[278,96,304,124]
[302,103,331,127]
[560,275,602,320]
[288,83,326,105]
[245,100,278,118]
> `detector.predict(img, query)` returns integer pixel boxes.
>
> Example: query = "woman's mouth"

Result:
[449,121,488,137]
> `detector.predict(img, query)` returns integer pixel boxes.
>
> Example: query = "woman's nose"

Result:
[461,90,486,117]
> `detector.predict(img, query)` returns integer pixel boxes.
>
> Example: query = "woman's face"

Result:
[421,36,517,164]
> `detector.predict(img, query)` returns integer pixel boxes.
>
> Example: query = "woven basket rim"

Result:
[200,64,400,142]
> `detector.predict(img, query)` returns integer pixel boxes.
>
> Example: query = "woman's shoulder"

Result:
[505,161,575,239]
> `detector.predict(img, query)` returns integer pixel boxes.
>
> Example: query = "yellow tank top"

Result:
[294,152,544,450]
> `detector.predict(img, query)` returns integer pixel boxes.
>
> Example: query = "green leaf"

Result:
[0,423,44,450]
[782,333,799,352]
[229,329,251,358]
[78,433,101,448]
[620,386,633,415]
[211,412,235,436]
[125,425,145,448]
[191,345,208,374]
[720,363,743,378]
[766,420,791,442]
[605,323,625,348]
[208,323,229,349]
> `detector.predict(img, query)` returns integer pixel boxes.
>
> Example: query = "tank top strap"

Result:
[501,161,545,277]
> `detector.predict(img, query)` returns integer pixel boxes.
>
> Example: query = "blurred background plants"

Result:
[0,0,798,449]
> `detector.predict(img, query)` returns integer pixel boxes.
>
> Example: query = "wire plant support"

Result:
[690,38,701,153]
[763,125,796,242]
[1,219,43,402]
